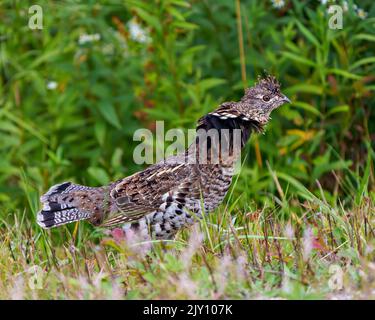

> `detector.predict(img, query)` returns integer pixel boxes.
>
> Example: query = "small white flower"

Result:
[357,8,368,19]
[365,244,374,255]
[271,0,285,9]
[127,19,149,43]
[302,227,314,261]
[78,33,101,45]
[47,81,57,90]
[284,222,295,240]
[342,1,349,12]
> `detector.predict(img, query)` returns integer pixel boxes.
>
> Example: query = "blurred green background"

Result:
[1,0,374,221]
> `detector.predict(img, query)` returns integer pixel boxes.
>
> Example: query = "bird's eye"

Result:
[263,95,271,102]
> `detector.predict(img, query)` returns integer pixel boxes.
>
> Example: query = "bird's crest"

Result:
[256,74,281,94]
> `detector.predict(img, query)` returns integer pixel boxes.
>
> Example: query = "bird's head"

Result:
[203,75,290,131]
[236,75,290,125]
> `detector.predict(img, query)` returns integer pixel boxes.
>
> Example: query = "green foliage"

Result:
[0,0,374,299]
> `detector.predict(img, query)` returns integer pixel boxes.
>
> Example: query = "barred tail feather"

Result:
[37,181,93,229]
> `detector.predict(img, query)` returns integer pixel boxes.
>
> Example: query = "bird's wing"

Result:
[101,159,195,227]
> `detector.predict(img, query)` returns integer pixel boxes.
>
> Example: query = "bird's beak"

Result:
[281,94,291,104]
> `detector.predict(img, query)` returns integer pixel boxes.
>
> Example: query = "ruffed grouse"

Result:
[37,75,290,240]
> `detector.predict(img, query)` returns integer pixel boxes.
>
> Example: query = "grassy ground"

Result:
[1,163,374,299]
[1,0,374,299]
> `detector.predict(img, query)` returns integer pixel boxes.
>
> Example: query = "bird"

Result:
[37,75,290,240]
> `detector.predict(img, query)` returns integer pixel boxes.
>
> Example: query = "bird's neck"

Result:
[187,114,263,165]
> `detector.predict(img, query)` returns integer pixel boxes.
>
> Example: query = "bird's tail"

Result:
[37,181,100,229]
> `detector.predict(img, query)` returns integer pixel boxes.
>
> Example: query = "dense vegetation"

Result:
[0,0,374,299]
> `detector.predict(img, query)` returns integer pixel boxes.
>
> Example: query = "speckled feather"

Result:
[37,76,290,240]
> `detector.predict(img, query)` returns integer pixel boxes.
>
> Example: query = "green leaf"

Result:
[167,7,185,21]
[2,109,48,144]
[291,101,322,117]
[276,172,316,201]
[282,51,316,67]
[88,167,110,185]
[326,105,349,116]
[29,49,64,69]
[349,57,375,71]
[198,78,226,91]
[169,0,191,7]
[295,19,320,48]
[143,272,157,284]
[132,7,161,33]
[350,33,375,43]
[327,68,362,80]
[97,102,121,130]
[172,21,198,30]
[284,84,323,95]
[312,160,352,181]
[111,148,123,169]
[355,149,371,205]
[94,120,107,146]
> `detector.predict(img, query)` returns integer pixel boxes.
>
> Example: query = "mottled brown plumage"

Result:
[37,75,290,239]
